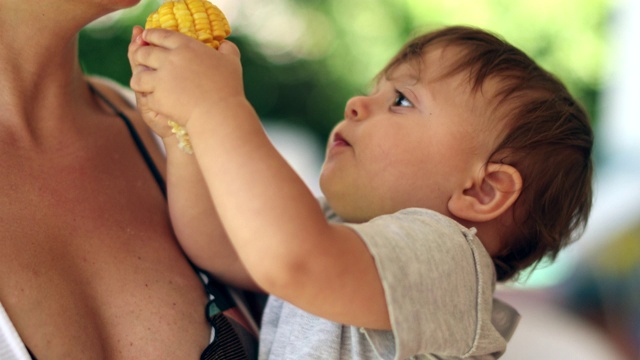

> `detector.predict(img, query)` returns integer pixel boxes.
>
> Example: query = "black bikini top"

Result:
[88,82,167,198]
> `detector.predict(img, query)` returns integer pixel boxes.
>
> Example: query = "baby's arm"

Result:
[128,27,257,290]
[130,29,390,330]
[164,138,257,290]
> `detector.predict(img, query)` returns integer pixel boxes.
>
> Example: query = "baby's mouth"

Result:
[333,132,350,147]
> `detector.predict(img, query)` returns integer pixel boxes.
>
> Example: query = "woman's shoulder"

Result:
[85,75,167,169]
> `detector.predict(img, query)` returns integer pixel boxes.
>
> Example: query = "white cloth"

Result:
[258,198,520,360]
[0,302,30,360]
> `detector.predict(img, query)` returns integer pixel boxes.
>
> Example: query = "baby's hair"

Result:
[377,26,593,281]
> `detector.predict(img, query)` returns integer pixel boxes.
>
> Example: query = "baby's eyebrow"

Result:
[367,66,423,97]
[384,64,422,82]
[392,75,422,88]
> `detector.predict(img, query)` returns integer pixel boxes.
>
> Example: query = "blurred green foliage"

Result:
[80,0,611,145]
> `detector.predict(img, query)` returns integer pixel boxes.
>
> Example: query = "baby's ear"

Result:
[448,163,522,223]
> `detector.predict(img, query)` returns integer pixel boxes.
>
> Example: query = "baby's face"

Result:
[320,46,504,223]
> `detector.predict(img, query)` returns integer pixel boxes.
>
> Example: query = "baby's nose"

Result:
[344,95,370,121]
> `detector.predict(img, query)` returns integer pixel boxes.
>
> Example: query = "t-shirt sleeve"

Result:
[344,208,508,359]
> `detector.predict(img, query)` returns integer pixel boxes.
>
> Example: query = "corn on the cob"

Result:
[145,0,231,49]
[145,0,232,154]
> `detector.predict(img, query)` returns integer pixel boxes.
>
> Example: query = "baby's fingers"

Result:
[130,25,146,46]
[141,28,196,49]
[218,40,241,59]
[128,26,147,69]
[130,67,157,94]
[129,43,169,71]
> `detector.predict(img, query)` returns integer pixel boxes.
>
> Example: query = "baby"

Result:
[128,25,593,359]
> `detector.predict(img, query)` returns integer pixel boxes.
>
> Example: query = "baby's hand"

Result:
[128,26,173,138]
[128,28,244,128]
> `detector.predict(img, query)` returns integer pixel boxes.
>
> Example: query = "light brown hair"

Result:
[378,26,594,281]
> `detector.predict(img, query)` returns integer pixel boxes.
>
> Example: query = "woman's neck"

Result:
[0,21,95,134]
[0,1,101,117]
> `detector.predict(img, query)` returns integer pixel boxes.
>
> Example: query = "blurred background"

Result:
[80,0,638,358]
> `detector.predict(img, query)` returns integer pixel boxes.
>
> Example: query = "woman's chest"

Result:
[0,157,210,358]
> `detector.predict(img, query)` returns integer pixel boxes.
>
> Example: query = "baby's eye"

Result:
[393,90,413,108]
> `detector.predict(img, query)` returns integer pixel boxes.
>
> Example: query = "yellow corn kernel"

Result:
[145,0,231,49]
[144,0,232,154]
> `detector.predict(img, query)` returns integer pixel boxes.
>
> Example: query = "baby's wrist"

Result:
[187,96,252,127]
[180,97,255,153]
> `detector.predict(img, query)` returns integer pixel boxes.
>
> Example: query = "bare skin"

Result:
[129,29,522,332]
[0,1,210,358]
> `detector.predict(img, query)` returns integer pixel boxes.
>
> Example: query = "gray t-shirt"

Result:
[258,199,520,360]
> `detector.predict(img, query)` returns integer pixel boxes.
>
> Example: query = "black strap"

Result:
[202,314,250,360]
[88,82,167,198]
[199,273,256,360]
